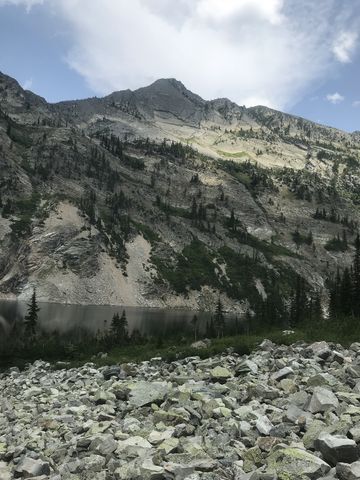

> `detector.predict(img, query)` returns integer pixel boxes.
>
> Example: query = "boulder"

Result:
[314,434,360,466]
[271,367,294,382]
[256,416,274,436]
[336,461,360,480]
[128,381,170,407]
[14,457,51,478]
[267,447,331,479]
[308,387,339,413]
[210,366,232,381]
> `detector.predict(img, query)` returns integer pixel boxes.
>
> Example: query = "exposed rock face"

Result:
[1,340,360,479]
[1,70,360,309]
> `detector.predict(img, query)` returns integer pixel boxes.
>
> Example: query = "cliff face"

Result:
[0,71,359,310]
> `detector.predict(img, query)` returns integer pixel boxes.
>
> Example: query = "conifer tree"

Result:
[191,315,199,341]
[214,298,226,338]
[24,289,40,338]
[353,234,360,316]
[111,310,128,343]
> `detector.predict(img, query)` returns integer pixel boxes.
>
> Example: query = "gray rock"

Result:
[267,447,331,479]
[271,367,294,382]
[89,434,118,456]
[0,461,11,480]
[256,416,274,436]
[128,381,170,407]
[315,434,360,466]
[14,457,51,478]
[336,461,360,480]
[102,365,122,380]
[210,366,232,381]
[308,387,339,413]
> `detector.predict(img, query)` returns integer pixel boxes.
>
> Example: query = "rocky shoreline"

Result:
[1,340,360,479]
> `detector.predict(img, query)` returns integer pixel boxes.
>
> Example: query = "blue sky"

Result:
[0,0,359,132]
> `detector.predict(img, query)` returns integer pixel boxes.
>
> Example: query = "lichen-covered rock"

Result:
[267,447,331,479]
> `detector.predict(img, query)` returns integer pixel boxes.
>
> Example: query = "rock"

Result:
[267,447,331,479]
[14,457,51,478]
[259,339,275,351]
[310,341,332,359]
[303,420,327,449]
[102,365,122,380]
[336,461,360,480]
[158,437,179,454]
[308,387,339,413]
[191,340,209,349]
[314,434,360,466]
[271,366,294,382]
[89,434,118,456]
[128,381,170,407]
[148,428,175,445]
[0,461,11,480]
[93,389,116,404]
[236,360,258,375]
[256,416,274,436]
[210,366,232,381]
[140,459,165,478]
[2,340,360,480]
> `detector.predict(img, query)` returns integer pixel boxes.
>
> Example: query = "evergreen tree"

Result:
[214,298,226,338]
[290,276,307,327]
[191,315,199,341]
[340,267,352,316]
[111,310,128,343]
[353,234,360,316]
[24,289,40,338]
[329,269,341,319]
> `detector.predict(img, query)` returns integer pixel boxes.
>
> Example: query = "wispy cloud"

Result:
[22,78,33,90]
[326,92,345,104]
[333,31,358,63]
[0,0,44,12]
[353,100,360,108]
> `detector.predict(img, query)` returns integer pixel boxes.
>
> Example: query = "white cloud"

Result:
[0,0,44,11]
[22,78,33,90]
[326,92,345,104]
[333,31,358,63]
[1,0,360,109]
[195,0,285,25]
[353,100,360,108]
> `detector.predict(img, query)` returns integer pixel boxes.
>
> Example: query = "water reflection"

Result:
[0,300,244,340]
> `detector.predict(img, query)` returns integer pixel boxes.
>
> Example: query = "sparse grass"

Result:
[217,150,249,159]
[2,317,359,371]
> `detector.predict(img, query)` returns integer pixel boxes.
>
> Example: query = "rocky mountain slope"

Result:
[0,340,360,479]
[0,71,360,312]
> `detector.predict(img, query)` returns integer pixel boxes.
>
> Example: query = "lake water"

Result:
[0,300,244,340]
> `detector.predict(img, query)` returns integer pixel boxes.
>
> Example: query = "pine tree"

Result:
[353,234,360,316]
[214,298,226,338]
[329,269,341,319]
[191,315,199,341]
[111,310,128,343]
[24,289,40,338]
[340,267,352,316]
[290,276,307,327]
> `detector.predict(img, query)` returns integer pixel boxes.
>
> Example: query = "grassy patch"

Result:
[217,150,250,159]
[2,316,360,371]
